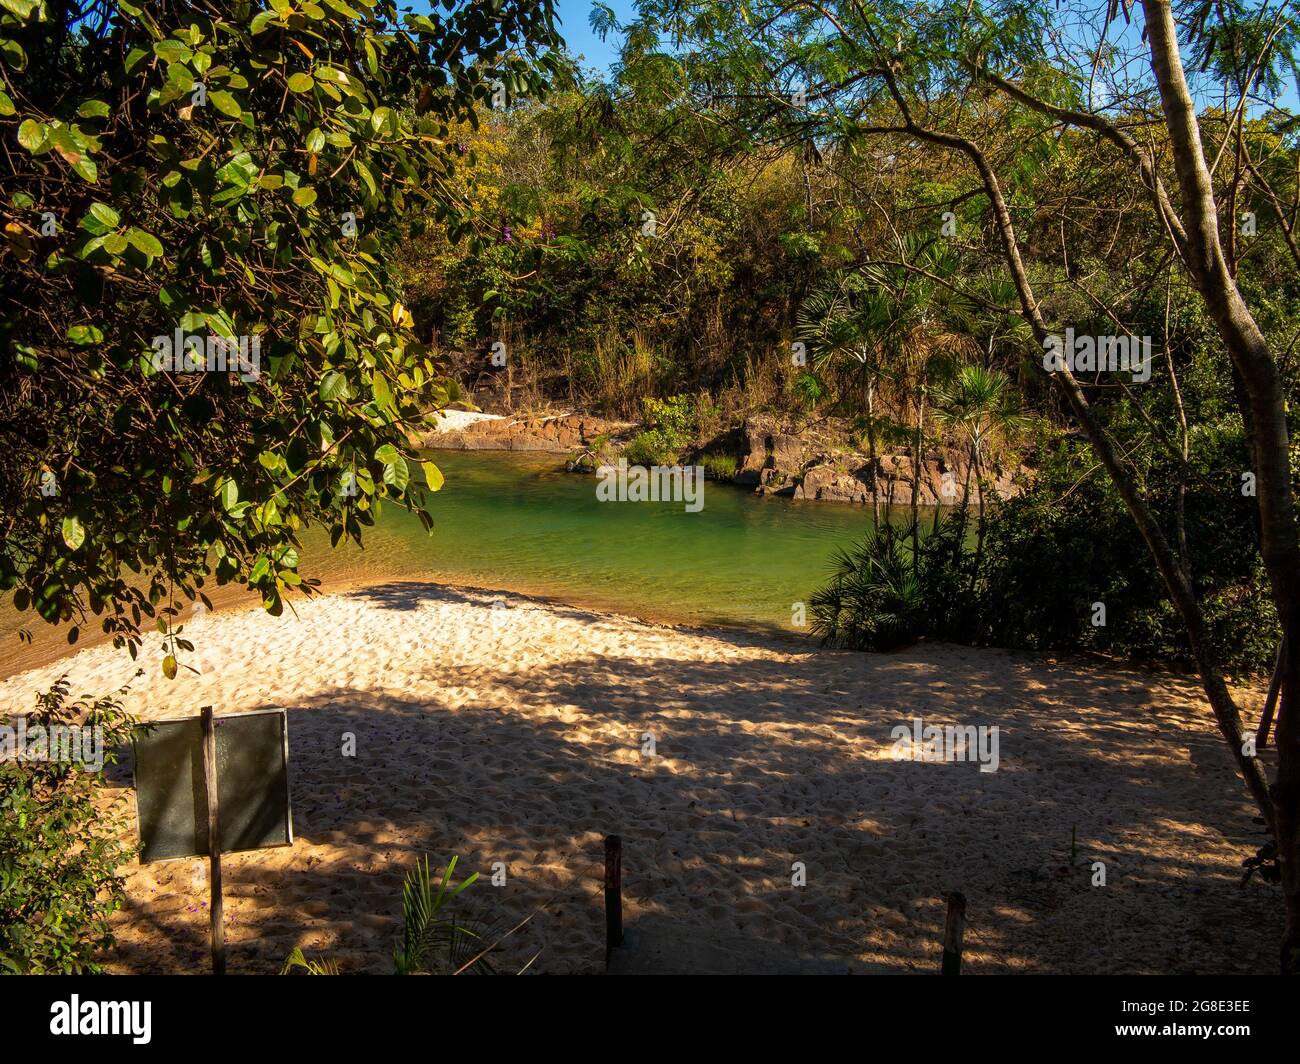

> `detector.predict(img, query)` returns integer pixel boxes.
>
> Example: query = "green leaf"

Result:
[220,478,239,511]
[80,202,120,235]
[383,455,409,491]
[126,228,164,257]
[153,40,193,65]
[292,186,317,207]
[124,46,149,74]
[0,90,15,117]
[162,654,178,680]
[67,324,104,345]
[61,516,85,551]
[287,72,315,93]
[319,371,347,401]
[0,37,26,72]
[370,106,396,136]
[209,90,241,118]
[77,99,110,119]
[0,0,41,23]
[421,461,444,491]
[16,119,45,152]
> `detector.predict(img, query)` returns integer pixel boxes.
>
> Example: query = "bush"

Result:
[624,394,698,465]
[973,432,1280,675]
[0,678,138,974]
[623,428,682,466]
[702,453,738,480]
[810,427,1282,676]
[810,523,927,650]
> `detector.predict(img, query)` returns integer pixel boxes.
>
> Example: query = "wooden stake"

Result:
[941,891,966,976]
[201,706,225,976]
[604,834,623,965]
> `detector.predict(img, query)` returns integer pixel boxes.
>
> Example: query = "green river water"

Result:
[315,449,891,633]
[2,449,929,674]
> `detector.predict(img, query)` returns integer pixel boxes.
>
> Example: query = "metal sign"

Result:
[133,708,292,864]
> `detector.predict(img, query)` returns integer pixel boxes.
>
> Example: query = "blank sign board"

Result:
[133,709,293,864]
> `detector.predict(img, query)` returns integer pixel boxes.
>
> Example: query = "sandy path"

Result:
[0,582,1278,974]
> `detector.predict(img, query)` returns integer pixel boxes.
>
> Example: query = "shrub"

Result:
[973,432,1280,675]
[809,523,926,650]
[624,394,698,465]
[813,430,1283,676]
[702,453,737,480]
[0,678,138,974]
[623,428,682,466]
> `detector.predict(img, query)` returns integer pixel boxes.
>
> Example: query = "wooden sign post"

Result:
[942,891,966,975]
[132,706,292,976]
[200,706,225,976]
[604,834,623,967]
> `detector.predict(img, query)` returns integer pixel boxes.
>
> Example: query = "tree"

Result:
[0,0,566,667]
[932,363,1028,585]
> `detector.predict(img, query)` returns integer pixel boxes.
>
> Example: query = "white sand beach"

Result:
[0,583,1278,973]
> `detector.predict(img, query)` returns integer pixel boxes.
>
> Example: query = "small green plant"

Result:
[702,453,738,481]
[0,677,138,974]
[792,372,826,412]
[623,429,680,466]
[280,853,493,976]
[624,394,698,465]
[280,947,340,976]
[393,854,491,975]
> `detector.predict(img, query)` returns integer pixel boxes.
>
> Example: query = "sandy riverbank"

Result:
[0,581,1279,973]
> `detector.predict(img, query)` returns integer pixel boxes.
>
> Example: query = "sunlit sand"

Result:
[0,583,1276,973]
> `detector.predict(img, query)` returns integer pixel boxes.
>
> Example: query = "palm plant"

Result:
[280,947,340,976]
[797,271,893,526]
[931,364,1030,586]
[809,523,924,650]
[393,854,491,975]
[279,854,493,976]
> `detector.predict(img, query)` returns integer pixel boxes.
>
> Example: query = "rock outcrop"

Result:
[420,413,631,453]
[739,421,1023,505]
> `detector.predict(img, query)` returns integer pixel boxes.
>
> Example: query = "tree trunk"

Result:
[911,379,925,576]
[971,444,987,595]
[865,368,881,528]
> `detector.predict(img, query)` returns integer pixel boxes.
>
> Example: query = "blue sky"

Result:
[545,1,1295,110]
[552,0,634,73]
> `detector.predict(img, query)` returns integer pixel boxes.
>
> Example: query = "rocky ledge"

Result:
[736,424,1023,505]
[418,412,632,453]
